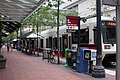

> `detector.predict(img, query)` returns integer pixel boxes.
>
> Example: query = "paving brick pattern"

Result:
[0,47,116,80]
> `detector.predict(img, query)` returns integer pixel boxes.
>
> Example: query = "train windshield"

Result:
[102,25,116,44]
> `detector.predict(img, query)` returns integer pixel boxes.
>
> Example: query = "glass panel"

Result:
[18,0,30,3]
[5,0,12,2]
[102,26,116,43]
[17,4,26,8]
[72,28,89,44]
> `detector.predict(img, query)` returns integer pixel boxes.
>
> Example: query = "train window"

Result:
[46,38,48,48]
[60,37,62,52]
[72,28,89,44]
[72,32,78,44]
[53,38,55,48]
[93,27,97,44]
[80,28,89,43]
[41,39,43,48]
[55,37,57,49]
[69,36,72,49]
[49,37,52,48]
[102,26,116,44]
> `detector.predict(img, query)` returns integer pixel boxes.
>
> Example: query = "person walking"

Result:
[7,42,10,51]
[10,42,13,51]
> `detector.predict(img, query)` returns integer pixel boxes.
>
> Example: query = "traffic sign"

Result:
[103,0,119,6]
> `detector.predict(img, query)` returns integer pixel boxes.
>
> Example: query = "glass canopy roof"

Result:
[0,0,45,37]
[0,0,45,22]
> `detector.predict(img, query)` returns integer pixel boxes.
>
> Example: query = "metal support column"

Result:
[78,17,80,48]
[116,0,120,80]
[92,0,105,78]
[0,15,2,54]
[36,11,39,57]
[37,20,39,56]
[57,0,60,64]
[19,24,22,49]
[16,29,19,47]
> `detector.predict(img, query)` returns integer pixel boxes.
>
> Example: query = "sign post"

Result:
[103,0,120,80]
[66,16,80,48]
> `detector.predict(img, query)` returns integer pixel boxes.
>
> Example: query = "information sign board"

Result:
[66,16,79,26]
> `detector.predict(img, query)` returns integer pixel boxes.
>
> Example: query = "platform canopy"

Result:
[20,31,44,39]
[26,33,43,38]
[0,0,46,37]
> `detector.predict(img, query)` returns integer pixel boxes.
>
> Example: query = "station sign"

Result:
[66,16,79,26]
[103,0,119,6]
[66,29,76,33]
[66,16,79,32]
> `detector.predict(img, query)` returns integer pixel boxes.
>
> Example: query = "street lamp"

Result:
[92,0,105,78]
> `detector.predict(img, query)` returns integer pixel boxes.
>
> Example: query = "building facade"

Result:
[60,0,116,19]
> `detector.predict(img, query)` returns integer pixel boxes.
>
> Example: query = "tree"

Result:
[87,1,112,17]
[2,31,17,42]
[22,0,76,32]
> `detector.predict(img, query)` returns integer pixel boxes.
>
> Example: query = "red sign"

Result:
[106,22,116,26]
[66,16,79,26]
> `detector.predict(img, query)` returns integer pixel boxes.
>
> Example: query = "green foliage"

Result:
[2,32,17,42]
[87,1,111,16]
[23,0,76,32]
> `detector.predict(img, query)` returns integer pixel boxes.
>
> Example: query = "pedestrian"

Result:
[7,42,10,51]
[10,42,13,51]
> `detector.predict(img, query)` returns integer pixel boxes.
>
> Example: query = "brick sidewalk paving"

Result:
[0,47,115,80]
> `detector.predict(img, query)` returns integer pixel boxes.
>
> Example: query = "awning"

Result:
[0,0,46,37]
[12,38,19,41]
[26,33,43,38]
[20,31,44,39]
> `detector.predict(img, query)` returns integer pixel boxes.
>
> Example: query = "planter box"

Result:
[0,55,7,69]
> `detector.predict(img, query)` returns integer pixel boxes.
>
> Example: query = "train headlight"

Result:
[104,45,111,49]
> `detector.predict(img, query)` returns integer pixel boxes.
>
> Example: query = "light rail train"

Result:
[39,16,116,65]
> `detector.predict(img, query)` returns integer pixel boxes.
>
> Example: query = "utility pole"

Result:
[92,0,105,78]
[57,0,60,64]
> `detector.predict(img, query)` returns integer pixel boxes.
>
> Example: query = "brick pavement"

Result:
[0,47,116,80]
